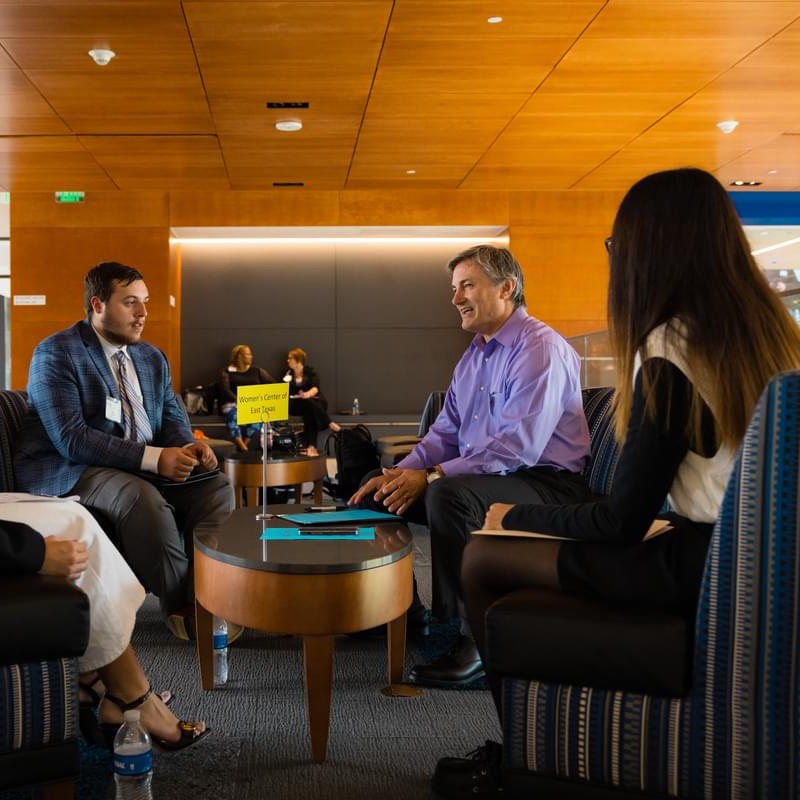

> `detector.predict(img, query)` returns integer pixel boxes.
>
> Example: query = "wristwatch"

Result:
[426,466,443,485]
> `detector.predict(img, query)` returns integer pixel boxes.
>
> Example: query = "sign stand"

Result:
[256,418,272,521]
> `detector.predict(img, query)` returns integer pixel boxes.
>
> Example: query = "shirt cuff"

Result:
[141,446,162,474]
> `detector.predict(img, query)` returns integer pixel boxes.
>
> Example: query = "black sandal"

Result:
[100,686,210,752]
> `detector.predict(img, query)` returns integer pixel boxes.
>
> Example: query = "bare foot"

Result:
[234,436,248,452]
[99,690,206,745]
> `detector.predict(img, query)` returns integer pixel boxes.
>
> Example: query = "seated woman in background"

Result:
[431,167,800,798]
[0,498,209,751]
[284,347,340,455]
[219,344,275,451]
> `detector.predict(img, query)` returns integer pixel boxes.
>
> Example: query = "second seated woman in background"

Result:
[219,344,275,451]
[284,347,340,456]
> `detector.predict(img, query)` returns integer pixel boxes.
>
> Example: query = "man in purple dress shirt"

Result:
[351,244,592,688]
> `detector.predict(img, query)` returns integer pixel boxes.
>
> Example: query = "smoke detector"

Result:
[716,119,739,134]
[275,120,303,132]
[88,48,116,66]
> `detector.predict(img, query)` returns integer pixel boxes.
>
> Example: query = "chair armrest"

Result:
[486,588,691,696]
[0,575,90,665]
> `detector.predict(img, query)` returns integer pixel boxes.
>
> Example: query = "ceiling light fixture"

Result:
[406,169,417,175]
[275,119,303,132]
[729,180,762,187]
[487,16,503,23]
[88,48,116,66]
[716,119,739,134]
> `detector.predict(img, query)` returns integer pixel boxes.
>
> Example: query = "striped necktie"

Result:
[113,350,153,443]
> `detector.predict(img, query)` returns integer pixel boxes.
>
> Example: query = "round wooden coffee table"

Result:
[193,506,414,763]
[223,451,327,507]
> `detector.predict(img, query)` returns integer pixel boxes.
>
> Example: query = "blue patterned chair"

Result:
[486,373,800,798]
[0,389,90,799]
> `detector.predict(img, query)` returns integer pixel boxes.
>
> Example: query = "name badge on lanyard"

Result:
[106,396,123,423]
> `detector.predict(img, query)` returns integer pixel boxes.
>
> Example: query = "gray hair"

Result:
[447,245,526,308]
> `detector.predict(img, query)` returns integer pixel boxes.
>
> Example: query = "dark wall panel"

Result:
[180,239,478,414]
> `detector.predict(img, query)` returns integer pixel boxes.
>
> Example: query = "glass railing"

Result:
[566,330,616,388]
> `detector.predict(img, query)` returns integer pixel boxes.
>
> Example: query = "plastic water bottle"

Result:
[113,709,153,800]
[352,397,360,416]
[213,616,229,686]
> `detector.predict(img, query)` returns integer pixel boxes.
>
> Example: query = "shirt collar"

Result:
[93,327,129,362]
[471,306,529,353]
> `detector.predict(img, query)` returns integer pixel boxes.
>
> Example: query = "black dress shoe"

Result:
[408,634,485,687]
[432,740,503,798]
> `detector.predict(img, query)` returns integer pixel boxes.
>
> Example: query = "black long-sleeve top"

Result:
[0,520,45,576]
[503,359,716,544]
[218,366,276,405]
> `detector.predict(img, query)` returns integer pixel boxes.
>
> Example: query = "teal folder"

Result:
[260,526,375,542]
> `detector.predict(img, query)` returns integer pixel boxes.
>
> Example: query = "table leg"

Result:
[312,478,323,504]
[195,600,215,690]
[302,635,334,763]
[386,613,407,684]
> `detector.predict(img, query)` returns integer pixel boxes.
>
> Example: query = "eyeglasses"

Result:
[603,237,613,253]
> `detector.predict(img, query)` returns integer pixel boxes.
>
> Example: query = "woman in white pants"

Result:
[0,496,208,751]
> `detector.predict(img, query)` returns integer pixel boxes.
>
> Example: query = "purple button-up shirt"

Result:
[398,307,590,476]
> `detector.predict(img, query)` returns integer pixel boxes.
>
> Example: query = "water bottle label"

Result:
[114,750,152,776]
[213,633,228,650]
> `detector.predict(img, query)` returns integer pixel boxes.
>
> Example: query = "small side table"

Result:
[223,452,326,507]
[194,507,414,763]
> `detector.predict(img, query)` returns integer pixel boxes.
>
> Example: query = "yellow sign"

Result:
[236,383,289,424]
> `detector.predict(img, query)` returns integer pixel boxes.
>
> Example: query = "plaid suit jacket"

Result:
[14,321,193,496]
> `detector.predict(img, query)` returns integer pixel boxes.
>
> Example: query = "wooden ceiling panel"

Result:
[0,136,117,191]
[584,1,800,38]
[79,134,228,189]
[0,67,72,135]
[0,1,798,192]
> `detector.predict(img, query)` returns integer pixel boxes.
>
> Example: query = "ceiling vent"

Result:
[266,102,309,109]
[272,182,305,187]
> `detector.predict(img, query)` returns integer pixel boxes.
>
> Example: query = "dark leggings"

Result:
[462,536,562,714]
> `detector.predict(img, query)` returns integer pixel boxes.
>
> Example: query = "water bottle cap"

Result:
[123,709,141,722]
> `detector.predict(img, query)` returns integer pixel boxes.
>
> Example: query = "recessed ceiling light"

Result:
[768,169,778,175]
[88,48,115,66]
[406,169,417,175]
[275,119,303,132]
[716,119,739,134]
[729,180,762,186]
[487,16,503,24]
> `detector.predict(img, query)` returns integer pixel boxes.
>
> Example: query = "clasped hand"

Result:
[40,537,88,581]
[348,466,426,515]
[158,443,218,481]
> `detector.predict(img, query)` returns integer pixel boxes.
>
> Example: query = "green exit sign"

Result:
[55,191,85,204]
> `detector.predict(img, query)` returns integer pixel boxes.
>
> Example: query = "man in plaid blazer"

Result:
[15,261,235,640]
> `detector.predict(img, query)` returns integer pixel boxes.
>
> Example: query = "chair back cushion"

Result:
[690,368,800,798]
[0,391,28,492]
[580,387,619,496]
[417,390,446,438]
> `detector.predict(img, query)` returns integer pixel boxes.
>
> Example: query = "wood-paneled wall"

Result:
[9,188,621,392]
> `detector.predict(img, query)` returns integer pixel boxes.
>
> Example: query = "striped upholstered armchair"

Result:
[487,372,800,798]
[0,389,90,798]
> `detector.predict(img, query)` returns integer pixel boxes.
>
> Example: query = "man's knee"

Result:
[426,477,480,517]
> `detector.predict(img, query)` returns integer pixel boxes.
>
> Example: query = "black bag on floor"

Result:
[325,424,380,500]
